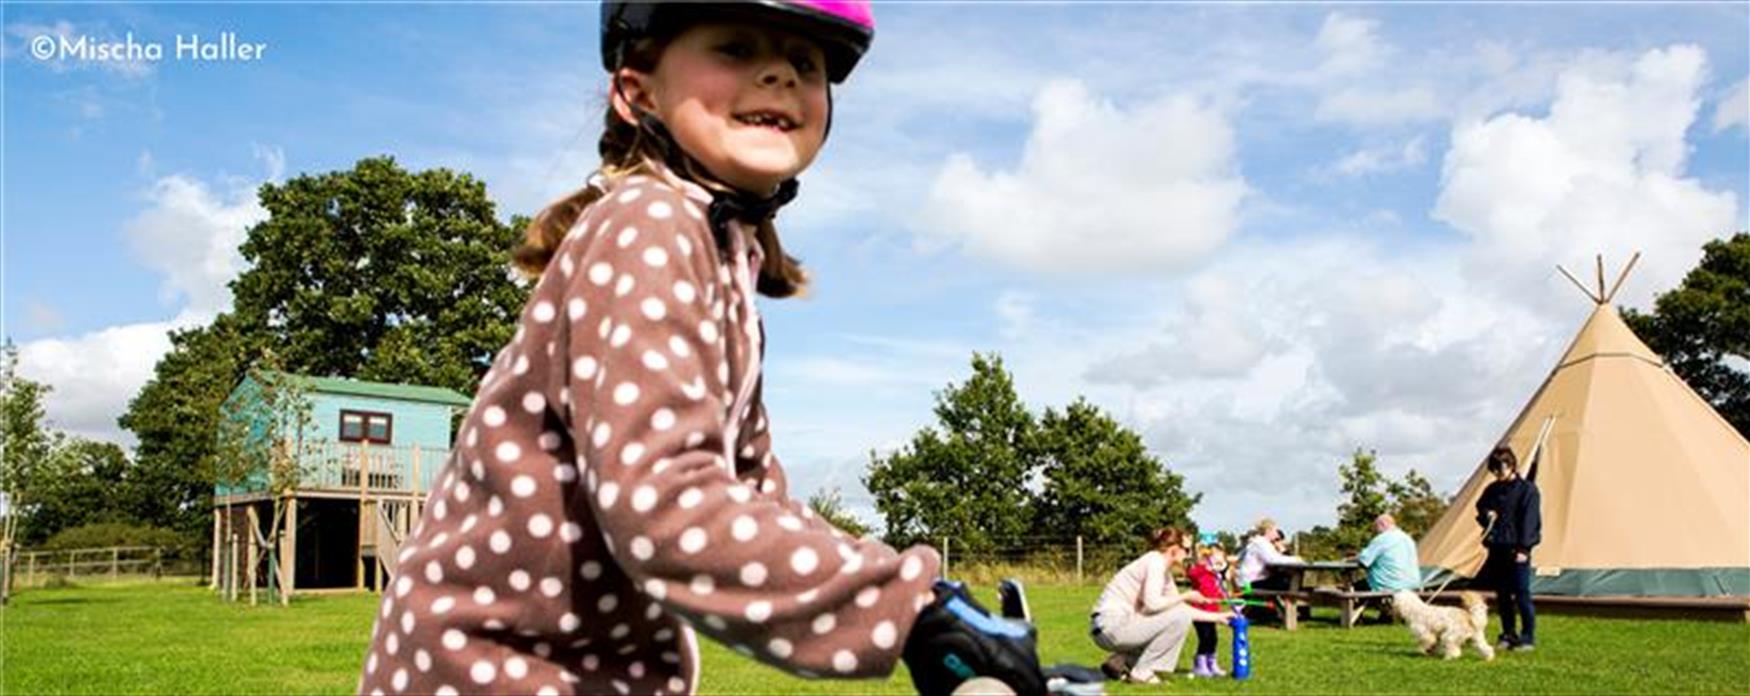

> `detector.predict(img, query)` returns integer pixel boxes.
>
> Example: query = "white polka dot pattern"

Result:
[356,173,944,694]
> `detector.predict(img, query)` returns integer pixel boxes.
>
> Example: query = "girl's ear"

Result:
[610,69,656,125]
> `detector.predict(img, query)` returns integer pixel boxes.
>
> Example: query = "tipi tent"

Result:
[1418,259,1750,598]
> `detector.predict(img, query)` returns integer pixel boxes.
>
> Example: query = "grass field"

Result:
[3,579,1747,694]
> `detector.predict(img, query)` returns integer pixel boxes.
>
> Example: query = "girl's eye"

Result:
[717,41,754,59]
[789,53,819,75]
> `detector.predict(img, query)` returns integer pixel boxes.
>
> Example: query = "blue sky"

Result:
[6,2,1747,535]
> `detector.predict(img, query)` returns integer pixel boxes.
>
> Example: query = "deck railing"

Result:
[214,440,450,496]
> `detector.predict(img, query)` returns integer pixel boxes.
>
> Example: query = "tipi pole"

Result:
[1557,265,1599,303]
[1523,415,1556,478]
[1604,252,1641,304]
[1596,255,1606,300]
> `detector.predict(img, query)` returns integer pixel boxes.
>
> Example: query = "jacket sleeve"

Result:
[1475,483,1496,529]
[560,188,940,678]
[1518,484,1542,551]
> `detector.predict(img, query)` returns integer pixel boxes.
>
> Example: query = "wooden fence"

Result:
[11,545,168,588]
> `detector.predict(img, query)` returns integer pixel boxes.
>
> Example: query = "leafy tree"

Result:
[805,487,871,539]
[1623,232,1750,438]
[1386,468,1446,539]
[2,343,55,548]
[1333,448,1390,552]
[118,316,255,544]
[230,156,527,392]
[864,353,1037,554]
[1031,398,1199,551]
[120,157,531,554]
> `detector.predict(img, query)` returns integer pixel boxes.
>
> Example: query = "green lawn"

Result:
[3,579,1746,694]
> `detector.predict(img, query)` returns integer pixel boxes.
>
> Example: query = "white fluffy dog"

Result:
[1390,591,1496,661]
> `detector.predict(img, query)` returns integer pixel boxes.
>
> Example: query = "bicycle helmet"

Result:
[601,0,875,83]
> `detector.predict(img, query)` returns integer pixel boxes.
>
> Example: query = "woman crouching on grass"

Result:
[1090,527,1237,684]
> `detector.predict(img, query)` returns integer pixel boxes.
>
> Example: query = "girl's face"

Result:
[618,21,831,195]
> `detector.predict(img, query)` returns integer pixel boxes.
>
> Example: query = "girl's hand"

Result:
[1181,590,1208,604]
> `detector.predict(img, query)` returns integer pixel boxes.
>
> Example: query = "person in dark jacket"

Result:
[1475,446,1541,651]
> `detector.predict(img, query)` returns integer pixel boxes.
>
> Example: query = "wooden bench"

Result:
[1244,588,1397,629]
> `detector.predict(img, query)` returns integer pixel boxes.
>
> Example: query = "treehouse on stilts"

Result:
[211,372,469,603]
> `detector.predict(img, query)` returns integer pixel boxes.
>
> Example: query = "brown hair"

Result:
[1487,446,1518,475]
[1149,527,1186,553]
[511,35,809,298]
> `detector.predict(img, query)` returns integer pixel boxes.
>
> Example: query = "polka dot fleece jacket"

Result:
[356,170,943,696]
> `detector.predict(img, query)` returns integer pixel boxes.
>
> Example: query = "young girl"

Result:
[357,2,1042,695]
[1091,528,1234,685]
[1184,546,1231,677]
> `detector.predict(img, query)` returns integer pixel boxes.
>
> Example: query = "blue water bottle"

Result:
[1230,613,1252,680]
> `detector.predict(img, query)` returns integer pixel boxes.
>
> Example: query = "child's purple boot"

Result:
[1191,654,1214,678]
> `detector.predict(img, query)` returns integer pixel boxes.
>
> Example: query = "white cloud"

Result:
[20,158,274,447]
[1435,44,1740,314]
[1316,13,1386,76]
[1329,135,1429,177]
[1714,78,1748,133]
[1308,12,1444,127]
[15,315,199,447]
[121,168,265,316]
[920,80,1246,274]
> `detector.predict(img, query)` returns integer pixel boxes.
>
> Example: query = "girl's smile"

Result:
[616,22,831,195]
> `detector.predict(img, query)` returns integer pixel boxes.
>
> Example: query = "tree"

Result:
[1386,468,1446,539]
[212,352,316,603]
[1623,232,1750,438]
[230,156,527,393]
[864,353,1037,554]
[118,316,255,545]
[1333,448,1390,552]
[805,488,870,539]
[120,157,532,554]
[1031,398,1199,551]
[2,343,57,548]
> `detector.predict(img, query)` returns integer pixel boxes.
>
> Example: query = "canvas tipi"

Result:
[1418,256,1750,597]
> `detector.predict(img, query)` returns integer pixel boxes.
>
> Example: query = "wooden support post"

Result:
[247,505,260,606]
[26,553,35,588]
[1076,535,1084,584]
[210,507,222,589]
[111,547,119,581]
[229,533,240,602]
[282,495,297,606]
[357,443,369,592]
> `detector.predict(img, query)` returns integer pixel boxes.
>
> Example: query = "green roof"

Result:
[258,371,473,407]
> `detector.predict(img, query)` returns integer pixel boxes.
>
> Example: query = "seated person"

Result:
[1355,513,1421,592]
[1236,518,1303,592]
[1349,513,1422,622]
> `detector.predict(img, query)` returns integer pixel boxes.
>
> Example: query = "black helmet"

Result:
[600,0,875,83]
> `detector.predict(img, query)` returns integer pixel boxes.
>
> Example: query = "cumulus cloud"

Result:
[15,316,199,447]
[920,80,1245,274]
[1435,45,1740,314]
[19,156,274,446]
[121,168,265,316]
[1308,12,1444,127]
[1714,78,1748,134]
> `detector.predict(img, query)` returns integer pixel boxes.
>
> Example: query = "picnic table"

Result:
[1251,560,1389,630]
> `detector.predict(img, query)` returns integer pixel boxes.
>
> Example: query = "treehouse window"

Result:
[340,410,393,445]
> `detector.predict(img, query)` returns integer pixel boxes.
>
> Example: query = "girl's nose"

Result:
[756,60,798,88]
